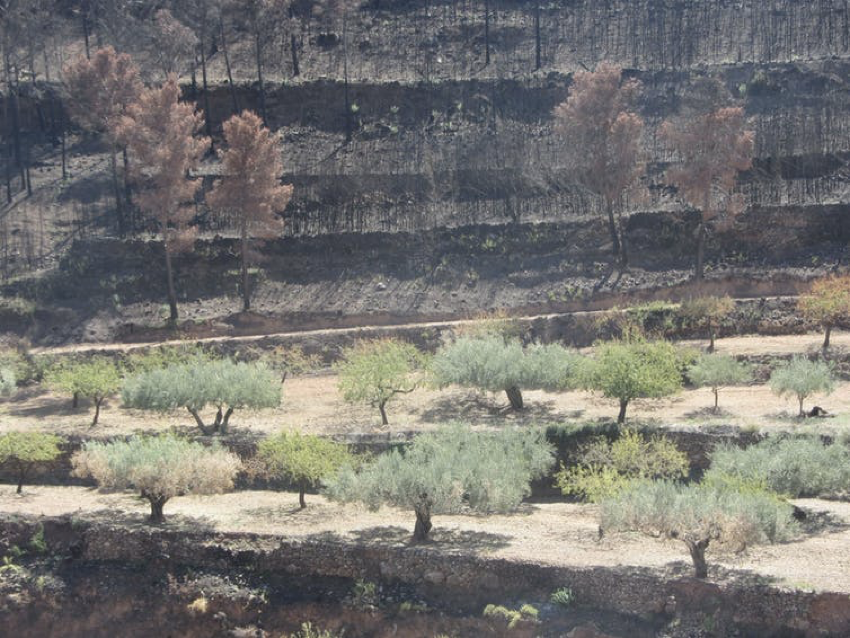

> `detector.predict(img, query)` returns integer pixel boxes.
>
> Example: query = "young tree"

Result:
[688,354,752,412]
[72,435,242,523]
[679,295,736,353]
[581,340,683,423]
[0,432,62,494]
[798,274,850,351]
[661,87,754,280]
[119,75,209,323]
[46,357,123,426]
[256,431,353,508]
[207,111,293,312]
[326,424,554,542]
[552,64,644,266]
[123,358,281,435]
[63,46,142,235]
[769,356,835,417]
[599,479,797,578]
[336,339,425,425]
[430,335,579,410]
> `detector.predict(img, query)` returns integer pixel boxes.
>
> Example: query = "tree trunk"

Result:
[163,241,179,323]
[823,325,832,351]
[60,100,67,180]
[708,318,716,353]
[799,396,806,418]
[695,222,706,281]
[342,8,352,142]
[200,35,213,142]
[219,407,234,434]
[92,396,103,426]
[684,538,710,579]
[147,495,168,523]
[505,386,524,410]
[534,0,541,70]
[484,0,491,65]
[255,30,266,124]
[83,12,91,60]
[110,148,125,235]
[16,462,29,494]
[604,198,621,259]
[290,33,300,76]
[713,387,719,412]
[187,407,212,435]
[240,221,250,312]
[413,500,432,542]
[299,482,307,509]
[378,400,389,425]
[122,148,132,229]
[617,398,629,424]
[219,16,239,114]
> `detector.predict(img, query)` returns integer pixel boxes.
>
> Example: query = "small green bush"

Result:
[707,436,850,498]
[556,428,689,502]
[124,344,212,375]
[483,603,538,628]
[123,358,280,434]
[600,479,797,578]
[679,296,735,352]
[688,354,752,412]
[769,356,835,417]
[46,357,123,425]
[0,367,15,397]
[550,587,575,607]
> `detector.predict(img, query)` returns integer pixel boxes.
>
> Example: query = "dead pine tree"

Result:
[661,82,754,281]
[64,47,141,236]
[207,111,293,312]
[553,63,645,268]
[119,76,209,323]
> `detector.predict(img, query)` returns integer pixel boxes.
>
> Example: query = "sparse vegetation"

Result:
[769,356,835,417]
[680,296,736,352]
[46,357,123,425]
[556,428,689,502]
[483,603,539,629]
[325,424,554,541]
[0,367,15,397]
[798,274,850,350]
[72,435,242,523]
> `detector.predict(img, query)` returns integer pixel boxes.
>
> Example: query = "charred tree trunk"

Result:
[617,399,629,424]
[605,198,621,259]
[505,386,524,410]
[695,221,707,281]
[290,34,300,77]
[240,222,250,312]
[684,538,710,579]
[163,242,179,323]
[534,0,541,70]
[59,100,67,180]
[109,147,125,235]
[413,498,433,542]
[484,0,491,65]
[255,30,266,124]
[219,16,239,114]
[343,9,352,143]
[199,34,213,142]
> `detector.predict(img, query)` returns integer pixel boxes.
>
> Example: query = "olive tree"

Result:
[430,335,580,410]
[581,340,683,423]
[688,354,752,412]
[46,357,123,425]
[798,274,850,350]
[336,339,425,425]
[679,296,735,353]
[123,358,280,434]
[0,432,62,494]
[256,431,353,508]
[325,424,555,542]
[72,435,242,523]
[769,356,835,417]
[600,480,797,578]
[0,367,15,397]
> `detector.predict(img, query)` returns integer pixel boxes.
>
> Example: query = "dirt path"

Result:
[2,485,847,594]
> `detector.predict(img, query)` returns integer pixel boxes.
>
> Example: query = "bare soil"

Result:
[1,484,847,595]
[6,332,850,439]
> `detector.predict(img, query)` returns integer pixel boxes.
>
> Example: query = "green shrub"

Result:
[798,274,850,350]
[325,423,554,541]
[769,356,835,417]
[124,344,213,375]
[483,603,538,629]
[256,431,354,508]
[72,435,242,522]
[555,428,689,502]
[0,432,63,494]
[550,587,575,607]
[46,357,123,426]
[707,436,850,498]
[286,623,342,638]
[0,367,15,397]
[123,358,280,434]
[688,354,752,412]
[580,340,683,423]
[431,334,581,410]
[600,479,797,578]
[336,338,425,425]
[249,344,321,382]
